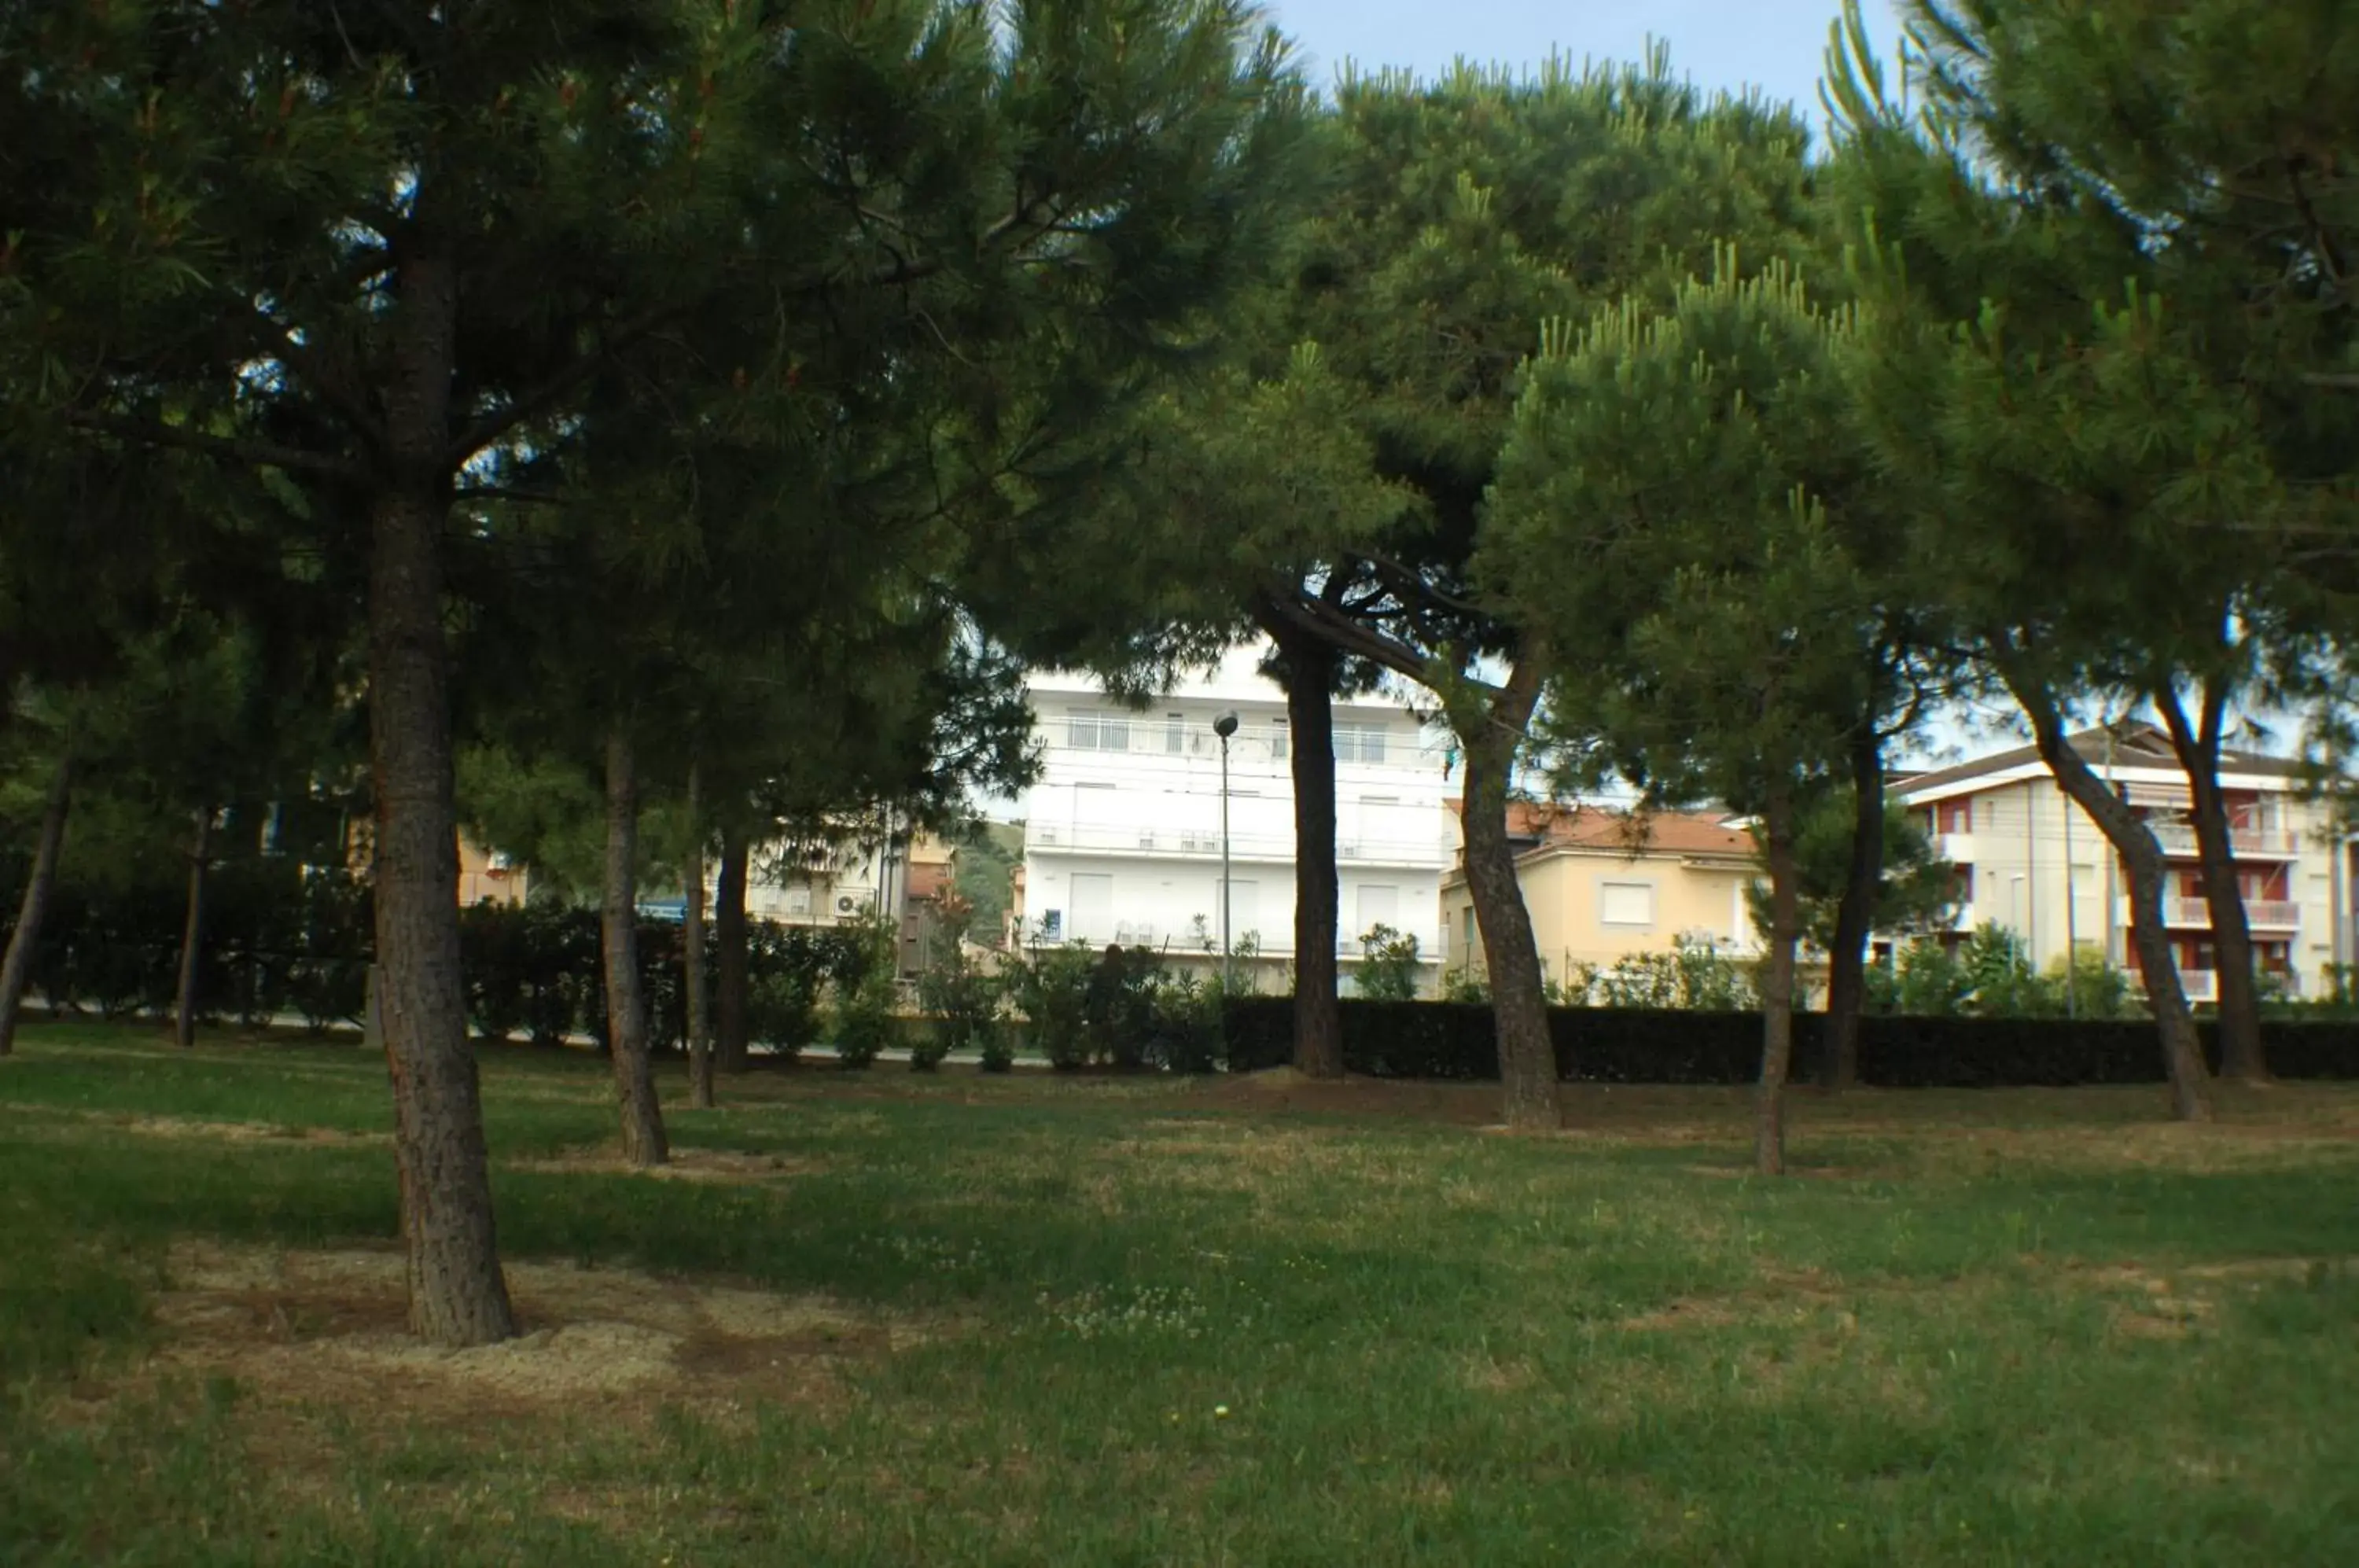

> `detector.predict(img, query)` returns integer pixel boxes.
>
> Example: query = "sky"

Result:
[1260,0,1902,131]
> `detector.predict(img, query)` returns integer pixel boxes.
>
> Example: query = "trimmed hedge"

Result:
[1220,997,2359,1086]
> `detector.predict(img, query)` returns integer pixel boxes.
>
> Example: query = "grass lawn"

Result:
[5,1019,2358,1566]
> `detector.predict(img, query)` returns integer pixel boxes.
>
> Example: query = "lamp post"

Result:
[1215,709,1238,989]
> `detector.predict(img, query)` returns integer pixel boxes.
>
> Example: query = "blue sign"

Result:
[635,897,687,922]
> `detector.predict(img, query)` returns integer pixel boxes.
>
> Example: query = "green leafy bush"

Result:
[1006,939,1095,1071]
[1573,933,1754,1010]
[916,940,999,1073]
[827,919,899,1069]
[1354,924,1422,1001]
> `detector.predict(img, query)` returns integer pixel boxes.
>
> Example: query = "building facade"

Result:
[1440,804,1761,990]
[1021,644,1459,988]
[1892,725,2345,1000]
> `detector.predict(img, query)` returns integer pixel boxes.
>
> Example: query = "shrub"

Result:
[916,940,999,1073]
[1146,968,1225,1074]
[1577,933,1754,1010]
[828,919,900,1069]
[1221,996,2359,1085]
[1006,940,1095,1070]
[1354,924,1422,1001]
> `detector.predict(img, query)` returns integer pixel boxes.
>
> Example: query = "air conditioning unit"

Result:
[1138,831,1157,849]
[836,893,874,917]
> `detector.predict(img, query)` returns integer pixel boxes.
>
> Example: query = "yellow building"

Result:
[1440,804,1759,990]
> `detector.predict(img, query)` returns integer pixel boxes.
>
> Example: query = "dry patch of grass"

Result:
[39,1239,929,1459]
[39,1108,391,1147]
[504,1146,825,1183]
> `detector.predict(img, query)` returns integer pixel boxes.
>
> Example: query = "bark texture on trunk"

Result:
[1456,661,1559,1129]
[602,727,669,1165]
[175,806,212,1051]
[370,248,517,1347]
[684,763,714,1110]
[0,747,73,1057]
[2156,682,2268,1082]
[1267,616,1344,1079]
[1820,731,1885,1090]
[2007,672,2212,1121]
[715,829,750,1073]
[1757,790,1804,1176]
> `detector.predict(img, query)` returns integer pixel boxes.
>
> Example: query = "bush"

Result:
[827,919,898,1069]
[1354,924,1422,1002]
[1576,933,1755,1010]
[1220,996,2359,1085]
[1145,969,1225,1074]
[1006,941,1095,1070]
[916,940,999,1073]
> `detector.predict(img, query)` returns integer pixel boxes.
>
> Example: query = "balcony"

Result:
[2128,896,2301,930]
[1028,819,1448,868]
[2145,822,2298,859]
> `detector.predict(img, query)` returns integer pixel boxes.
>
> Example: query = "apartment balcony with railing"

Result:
[2144,821,2299,859]
[2117,895,2302,931]
[1029,818,1452,869]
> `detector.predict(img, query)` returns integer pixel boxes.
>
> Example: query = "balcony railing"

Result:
[1054,920,1440,958]
[2145,823,2298,858]
[2134,966,2302,1003]
[1029,819,1450,867]
[2122,895,2302,930]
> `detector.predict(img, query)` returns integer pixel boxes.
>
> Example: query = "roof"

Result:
[1897,722,2305,798]
[1520,804,1755,860]
[1443,802,1757,878]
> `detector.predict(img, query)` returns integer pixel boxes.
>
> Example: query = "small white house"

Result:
[1020,642,1459,989]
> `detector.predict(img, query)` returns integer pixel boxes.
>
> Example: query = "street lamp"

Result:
[1214,709,1238,989]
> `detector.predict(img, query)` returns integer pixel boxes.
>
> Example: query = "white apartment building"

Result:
[1021,643,1460,988]
[1892,724,2348,1000]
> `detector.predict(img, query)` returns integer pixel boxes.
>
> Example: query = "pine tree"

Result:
[1878,0,2359,1077]
[1235,57,1816,1128]
[5,0,1301,1344]
[1489,263,1875,1173]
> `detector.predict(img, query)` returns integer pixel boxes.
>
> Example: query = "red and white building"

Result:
[1891,725,2345,1001]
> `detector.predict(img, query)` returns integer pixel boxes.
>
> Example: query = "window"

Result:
[1066,710,1131,751]
[1271,718,1288,760]
[1599,881,1655,927]
[1936,798,1973,834]
[1165,712,1185,754]
[1463,907,1477,951]
[1356,883,1400,940]
[1334,722,1388,764]
[1069,874,1113,943]
[786,885,811,916]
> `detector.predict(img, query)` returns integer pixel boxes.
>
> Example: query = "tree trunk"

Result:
[174,805,212,1051]
[1264,613,1345,1078]
[684,762,714,1110]
[1757,787,1804,1176]
[715,827,750,1073]
[370,246,517,1347]
[2004,668,2211,1120]
[602,727,669,1165]
[0,747,73,1057]
[1456,660,1559,1130]
[1820,730,1885,1089]
[2156,680,2268,1082]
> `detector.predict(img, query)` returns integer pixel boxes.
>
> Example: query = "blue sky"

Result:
[1260,0,1902,131]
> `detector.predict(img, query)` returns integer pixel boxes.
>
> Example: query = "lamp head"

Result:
[1213,710,1239,739]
